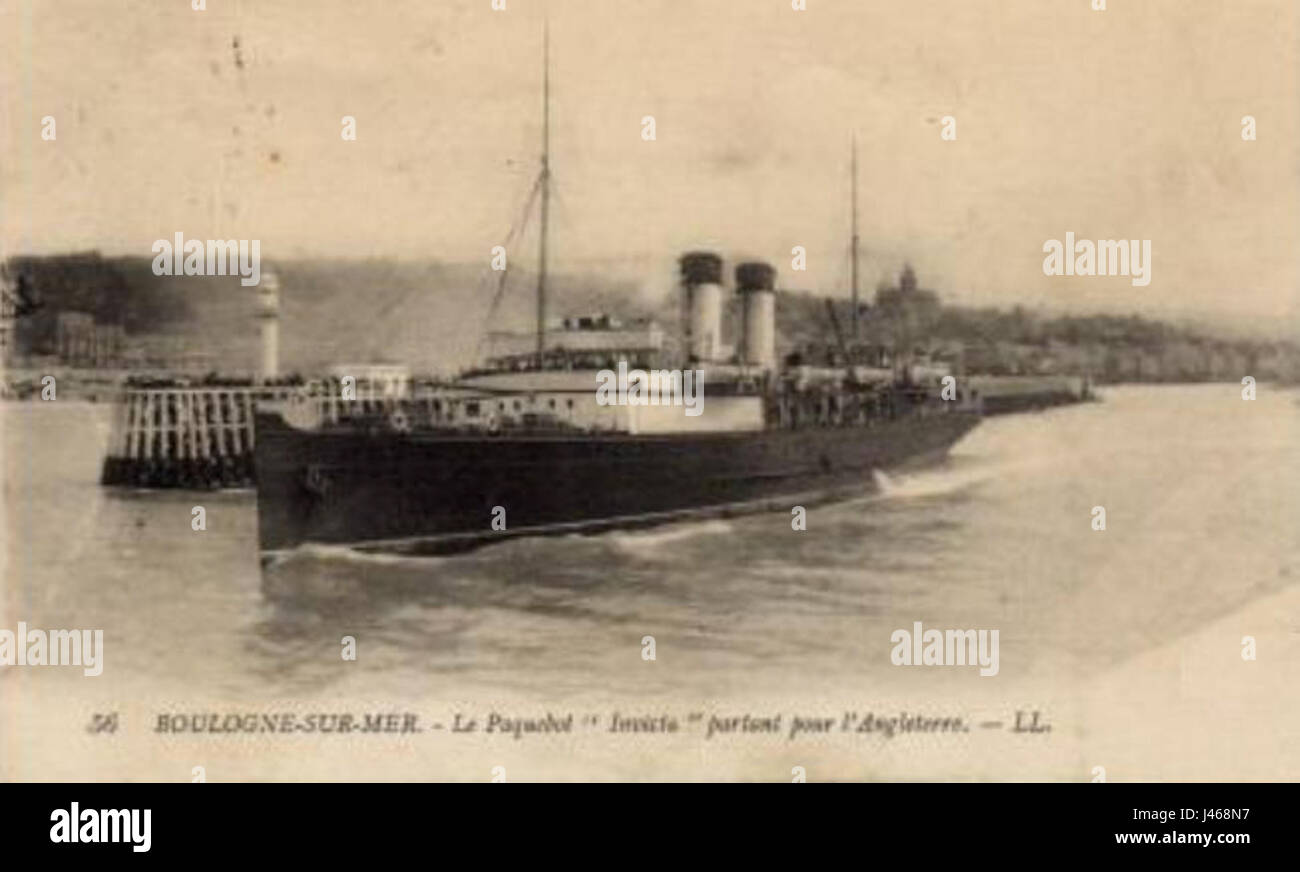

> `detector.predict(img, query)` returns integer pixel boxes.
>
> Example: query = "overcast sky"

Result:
[2,0,1297,332]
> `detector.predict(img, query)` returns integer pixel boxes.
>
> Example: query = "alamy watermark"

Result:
[151,233,261,286]
[0,622,104,676]
[596,361,704,417]
[890,621,999,677]
[1042,232,1151,287]
[50,803,150,852]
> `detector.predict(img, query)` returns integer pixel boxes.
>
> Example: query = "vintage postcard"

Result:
[2,0,1297,787]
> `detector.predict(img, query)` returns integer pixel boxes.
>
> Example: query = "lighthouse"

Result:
[256,269,280,381]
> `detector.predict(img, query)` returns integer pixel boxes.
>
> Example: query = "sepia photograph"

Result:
[1,0,1297,834]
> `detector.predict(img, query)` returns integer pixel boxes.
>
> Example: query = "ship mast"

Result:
[850,134,860,346]
[536,22,551,364]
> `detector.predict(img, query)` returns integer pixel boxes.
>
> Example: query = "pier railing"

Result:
[100,381,417,489]
[101,385,300,489]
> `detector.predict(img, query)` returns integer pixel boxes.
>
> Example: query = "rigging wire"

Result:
[472,168,546,361]
[361,166,542,338]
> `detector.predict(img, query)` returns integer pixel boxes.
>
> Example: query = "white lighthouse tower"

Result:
[256,269,280,381]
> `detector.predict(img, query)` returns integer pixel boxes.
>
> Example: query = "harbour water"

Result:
[2,384,1297,781]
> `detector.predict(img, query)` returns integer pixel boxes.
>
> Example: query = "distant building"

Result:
[54,311,125,367]
[96,323,127,367]
[56,311,95,363]
[119,333,215,372]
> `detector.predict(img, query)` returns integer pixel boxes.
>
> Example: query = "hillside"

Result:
[9,253,651,376]
[8,253,1299,383]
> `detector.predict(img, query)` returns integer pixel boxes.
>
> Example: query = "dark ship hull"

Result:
[254,409,981,558]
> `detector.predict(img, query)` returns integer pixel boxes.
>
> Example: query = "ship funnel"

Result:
[679,252,724,363]
[735,261,776,370]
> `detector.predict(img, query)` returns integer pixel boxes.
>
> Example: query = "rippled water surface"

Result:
[3,385,1296,780]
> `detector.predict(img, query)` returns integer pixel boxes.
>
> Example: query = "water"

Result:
[3,385,1297,780]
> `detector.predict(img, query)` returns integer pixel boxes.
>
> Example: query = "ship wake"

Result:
[869,463,995,500]
[603,519,736,552]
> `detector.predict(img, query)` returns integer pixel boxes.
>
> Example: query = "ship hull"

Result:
[254,411,981,557]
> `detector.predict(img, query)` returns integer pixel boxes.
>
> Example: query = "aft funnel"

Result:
[735,261,776,370]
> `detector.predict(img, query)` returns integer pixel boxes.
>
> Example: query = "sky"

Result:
[2,0,1297,333]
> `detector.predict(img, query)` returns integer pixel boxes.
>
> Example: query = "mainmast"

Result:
[850,134,860,345]
[536,23,551,363]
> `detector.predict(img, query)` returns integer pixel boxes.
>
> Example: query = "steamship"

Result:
[252,36,982,560]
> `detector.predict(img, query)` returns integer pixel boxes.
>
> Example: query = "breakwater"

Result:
[968,375,1094,415]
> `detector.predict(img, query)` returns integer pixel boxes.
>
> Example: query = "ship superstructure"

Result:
[250,31,982,558]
